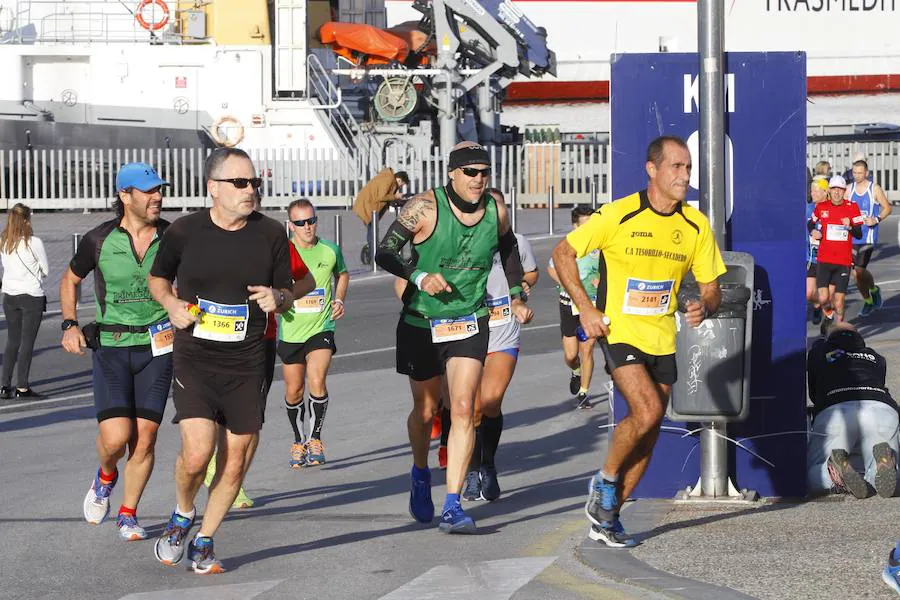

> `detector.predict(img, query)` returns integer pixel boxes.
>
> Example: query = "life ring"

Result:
[135,0,169,31]
[211,115,245,147]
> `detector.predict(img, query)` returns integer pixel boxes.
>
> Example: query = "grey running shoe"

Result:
[585,473,618,527]
[462,470,482,501]
[589,518,638,548]
[154,511,194,566]
[188,536,225,574]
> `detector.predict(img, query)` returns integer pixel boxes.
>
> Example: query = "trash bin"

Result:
[669,251,755,422]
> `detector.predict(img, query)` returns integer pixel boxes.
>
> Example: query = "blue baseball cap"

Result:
[116,162,169,192]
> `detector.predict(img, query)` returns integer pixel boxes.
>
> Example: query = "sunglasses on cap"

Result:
[291,216,318,227]
[461,167,491,178]
[212,177,263,190]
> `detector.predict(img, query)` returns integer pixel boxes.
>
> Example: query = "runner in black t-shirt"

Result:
[147,148,296,574]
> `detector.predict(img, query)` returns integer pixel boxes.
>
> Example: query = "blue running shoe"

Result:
[860,301,875,317]
[588,518,638,548]
[585,473,618,528]
[116,513,148,541]
[154,512,194,566]
[188,536,225,574]
[438,504,476,534]
[480,464,501,502]
[83,468,118,525]
[408,466,434,523]
[883,549,900,595]
[872,286,884,309]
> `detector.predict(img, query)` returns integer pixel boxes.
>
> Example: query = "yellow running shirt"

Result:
[566,190,726,356]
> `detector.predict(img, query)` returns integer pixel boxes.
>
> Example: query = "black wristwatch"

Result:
[61,319,79,331]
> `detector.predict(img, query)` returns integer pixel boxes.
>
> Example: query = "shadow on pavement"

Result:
[0,404,94,432]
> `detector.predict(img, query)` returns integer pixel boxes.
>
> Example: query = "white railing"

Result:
[5,0,203,44]
[808,141,899,195]
[0,143,609,209]
[1,141,896,210]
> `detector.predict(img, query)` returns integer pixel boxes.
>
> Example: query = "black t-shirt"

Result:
[150,209,291,373]
[807,338,898,418]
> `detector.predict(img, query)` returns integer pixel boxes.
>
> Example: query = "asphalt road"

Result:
[3,210,900,599]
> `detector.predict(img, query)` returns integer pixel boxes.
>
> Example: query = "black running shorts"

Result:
[396,315,490,381]
[558,302,581,338]
[172,357,267,434]
[816,262,851,294]
[92,345,173,424]
[277,331,337,365]
[602,342,677,386]
[852,244,875,269]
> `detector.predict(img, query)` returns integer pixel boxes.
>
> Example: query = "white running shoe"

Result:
[83,469,118,525]
[117,513,148,541]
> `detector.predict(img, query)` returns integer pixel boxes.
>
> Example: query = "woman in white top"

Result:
[1,203,49,399]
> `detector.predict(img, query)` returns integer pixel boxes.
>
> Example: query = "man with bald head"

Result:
[376,141,532,533]
[807,321,898,499]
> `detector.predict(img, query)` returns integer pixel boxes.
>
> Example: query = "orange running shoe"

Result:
[290,442,307,469]
[431,414,442,441]
[438,445,448,469]
[306,438,327,465]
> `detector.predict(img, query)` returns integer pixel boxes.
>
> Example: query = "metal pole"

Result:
[700,423,729,497]
[334,213,342,250]
[371,210,379,273]
[72,233,81,302]
[698,0,728,498]
[476,80,498,145]
[547,185,555,234]
[590,176,598,210]
[439,71,457,158]
[509,185,518,233]
[699,0,727,247]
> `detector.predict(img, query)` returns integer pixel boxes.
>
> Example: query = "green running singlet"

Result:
[403,187,498,328]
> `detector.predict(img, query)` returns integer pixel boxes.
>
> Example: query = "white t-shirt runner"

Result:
[484,233,537,353]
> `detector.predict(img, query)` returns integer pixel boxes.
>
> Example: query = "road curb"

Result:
[576,500,759,600]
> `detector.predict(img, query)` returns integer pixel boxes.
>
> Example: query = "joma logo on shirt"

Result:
[631,231,653,238]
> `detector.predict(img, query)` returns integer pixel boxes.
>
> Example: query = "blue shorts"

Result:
[488,347,519,359]
[93,345,173,424]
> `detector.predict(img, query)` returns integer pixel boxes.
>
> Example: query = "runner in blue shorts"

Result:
[462,189,537,502]
[60,162,174,541]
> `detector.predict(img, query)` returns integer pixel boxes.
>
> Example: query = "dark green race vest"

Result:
[403,187,498,327]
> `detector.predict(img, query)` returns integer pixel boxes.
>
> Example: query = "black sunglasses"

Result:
[212,177,262,189]
[461,167,491,178]
[291,216,318,227]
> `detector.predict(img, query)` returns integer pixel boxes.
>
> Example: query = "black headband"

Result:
[448,145,490,171]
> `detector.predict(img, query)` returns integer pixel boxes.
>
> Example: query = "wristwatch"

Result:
[61,319,79,331]
[276,289,285,308]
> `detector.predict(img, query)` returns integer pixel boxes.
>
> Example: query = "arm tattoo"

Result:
[397,195,433,231]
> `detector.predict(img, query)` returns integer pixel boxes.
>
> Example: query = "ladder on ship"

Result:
[273,0,381,177]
